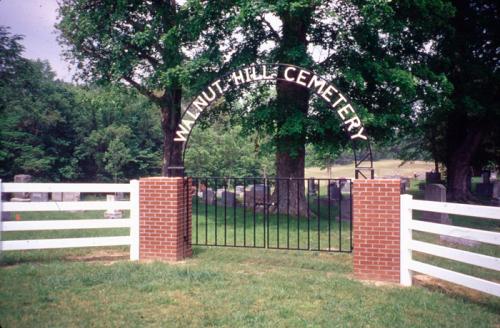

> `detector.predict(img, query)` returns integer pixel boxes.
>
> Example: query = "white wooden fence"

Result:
[0,180,139,260]
[400,194,500,297]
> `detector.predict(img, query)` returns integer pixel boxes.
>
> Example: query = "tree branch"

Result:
[122,76,161,103]
[261,16,280,41]
[318,51,336,68]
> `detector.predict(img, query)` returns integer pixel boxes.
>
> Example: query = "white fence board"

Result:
[1,236,131,251]
[3,201,131,212]
[410,240,500,271]
[2,183,130,193]
[409,260,500,297]
[401,195,500,296]
[1,219,131,231]
[0,180,139,258]
[410,219,500,245]
[409,199,500,220]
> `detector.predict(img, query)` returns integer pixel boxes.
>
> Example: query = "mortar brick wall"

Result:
[139,177,192,261]
[352,179,400,283]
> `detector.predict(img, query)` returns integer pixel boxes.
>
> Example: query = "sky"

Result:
[0,0,75,81]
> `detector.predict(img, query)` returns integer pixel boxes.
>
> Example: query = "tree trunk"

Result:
[160,88,183,176]
[273,145,311,218]
[445,124,485,202]
[442,0,490,202]
[271,9,313,218]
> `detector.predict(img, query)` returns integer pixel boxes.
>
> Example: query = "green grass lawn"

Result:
[192,198,353,252]
[1,195,499,327]
[1,246,499,327]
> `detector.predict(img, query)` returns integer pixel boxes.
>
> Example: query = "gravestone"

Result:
[104,194,122,219]
[475,170,493,197]
[63,192,80,202]
[491,171,497,181]
[235,185,245,198]
[491,181,500,206]
[1,193,11,220]
[51,192,63,201]
[425,172,441,184]
[63,192,81,212]
[202,188,215,205]
[400,177,410,194]
[245,184,267,205]
[216,188,225,198]
[12,174,32,199]
[328,182,341,200]
[423,184,450,223]
[218,191,236,207]
[307,179,317,195]
[115,192,125,201]
[340,198,352,221]
[422,184,479,246]
[340,179,351,194]
[482,170,491,184]
[30,192,49,202]
[476,183,493,197]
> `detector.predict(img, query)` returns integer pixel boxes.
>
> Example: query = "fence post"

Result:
[352,180,401,282]
[400,194,413,286]
[129,179,140,260]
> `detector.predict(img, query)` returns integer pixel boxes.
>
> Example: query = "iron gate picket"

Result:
[187,177,353,253]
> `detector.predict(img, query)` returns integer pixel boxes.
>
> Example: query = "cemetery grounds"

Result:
[1,168,499,327]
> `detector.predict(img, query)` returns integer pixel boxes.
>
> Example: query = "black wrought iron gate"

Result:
[188,177,353,253]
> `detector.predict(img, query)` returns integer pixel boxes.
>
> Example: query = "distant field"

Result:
[305,159,434,179]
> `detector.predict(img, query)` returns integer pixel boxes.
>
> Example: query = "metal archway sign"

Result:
[169,63,374,179]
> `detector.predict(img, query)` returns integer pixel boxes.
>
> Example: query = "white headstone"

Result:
[51,192,63,201]
[13,174,32,199]
[104,194,122,219]
[63,192,80,202]
[30,192,49,202]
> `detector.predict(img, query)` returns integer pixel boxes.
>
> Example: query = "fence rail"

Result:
[0,180,139,260]
[400,194,500,297]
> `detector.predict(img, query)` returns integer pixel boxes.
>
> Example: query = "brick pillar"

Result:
[352,179,400,283]
[139,177,192,261]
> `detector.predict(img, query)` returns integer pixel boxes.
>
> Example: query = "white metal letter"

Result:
[284,66,297,82]
[231,70,246,85]
[307,75,326,94]
[202,86,217,102]
[296,70,310,86]
[321,85,338,102]
[193,95,208,111]
[337,104,354,120]
[344,116,361,132]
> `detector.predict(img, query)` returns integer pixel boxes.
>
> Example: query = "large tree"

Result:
[201,0,453,214]
[398,0,499,201]
[434,0,499,201]
[57,0,231,175]
[71,85,164,181]
[0,26,79,181]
